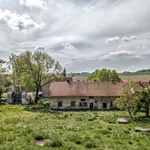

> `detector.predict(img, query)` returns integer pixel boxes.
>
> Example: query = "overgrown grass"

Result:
[0,99,150,150]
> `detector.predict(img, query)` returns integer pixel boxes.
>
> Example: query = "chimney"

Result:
[139,81,145,88]
[67,79,71,84]
[112,80,116,85]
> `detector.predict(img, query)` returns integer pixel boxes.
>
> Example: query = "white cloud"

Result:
[34,46,47,51]
[101,50,140,60]
[61,43,75,50]
[0,9,45,32]
[106,36,120,43]
[20,0,47,9]
[60,43,79,57]
[107,36,137,43]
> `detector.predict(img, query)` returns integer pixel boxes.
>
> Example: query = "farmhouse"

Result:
[49,79,150,110]
[50,79,122,110]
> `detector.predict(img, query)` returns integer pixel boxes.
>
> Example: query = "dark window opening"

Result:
[71,101,75,107]
[103,103,107,109]
[58,101,62,107]
[110,101,112,107]
[89,96,94,99]
[79,102,87,107]
[81,99,85,101]
[95,101,97,103]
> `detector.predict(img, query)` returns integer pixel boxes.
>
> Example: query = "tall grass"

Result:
[0,100,150,150]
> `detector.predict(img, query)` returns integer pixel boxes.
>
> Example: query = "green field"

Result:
[73,74,150,82]
[0,100,150,150]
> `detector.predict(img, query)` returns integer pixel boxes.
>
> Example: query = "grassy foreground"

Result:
[0,100,150,150]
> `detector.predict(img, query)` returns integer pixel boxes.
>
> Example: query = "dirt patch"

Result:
[135,127,150,132]
[117,118,129,124]
[36,139,51,146]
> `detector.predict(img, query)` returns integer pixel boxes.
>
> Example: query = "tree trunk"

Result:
[35,85,39,103]
[128,108,133,119]
[145,108,149,117]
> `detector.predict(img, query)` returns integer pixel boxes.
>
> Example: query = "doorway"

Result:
[89,103,94,110]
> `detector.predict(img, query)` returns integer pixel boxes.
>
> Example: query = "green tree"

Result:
[115,81,138,118]
[88,68,121,82]
[13,51,62,102]
[0,59,6,99]
[137,88,150,117]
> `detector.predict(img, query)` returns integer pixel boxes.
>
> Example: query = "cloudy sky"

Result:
[0,0,150,73]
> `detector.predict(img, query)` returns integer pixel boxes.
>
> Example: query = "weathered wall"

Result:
[42,82,51,98]
[50,96,118,110]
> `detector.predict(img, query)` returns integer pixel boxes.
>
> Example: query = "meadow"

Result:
[0,100,150,150]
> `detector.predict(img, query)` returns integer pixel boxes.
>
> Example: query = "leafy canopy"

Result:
[115,81,138,118]
[12,51,62,101]
[136,87,150,117]
[88,68,121,82]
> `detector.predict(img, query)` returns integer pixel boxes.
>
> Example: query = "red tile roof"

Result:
[50,81,150,97]
[50,81,126,97]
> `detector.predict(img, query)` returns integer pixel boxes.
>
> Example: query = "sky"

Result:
[0,0,150,73]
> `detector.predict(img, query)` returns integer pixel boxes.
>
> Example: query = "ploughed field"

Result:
[0,100,150,150]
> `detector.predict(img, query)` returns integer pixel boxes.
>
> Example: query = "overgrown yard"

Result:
[0,100,150,150]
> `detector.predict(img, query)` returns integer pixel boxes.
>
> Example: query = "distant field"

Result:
[120,75,150,81]
[73,75,150,82]
[73,75,88,80]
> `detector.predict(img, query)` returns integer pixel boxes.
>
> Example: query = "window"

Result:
[81,99,85,101]
[89,96,94,99]
[103,103,107,109]
[79,102,87,107]
[58,101,62,107]
[71,101,75,107]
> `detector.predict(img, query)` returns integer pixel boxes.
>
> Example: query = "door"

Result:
[89,103,94,110]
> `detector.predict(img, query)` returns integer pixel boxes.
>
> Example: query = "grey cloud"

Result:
[122,36,136,42]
